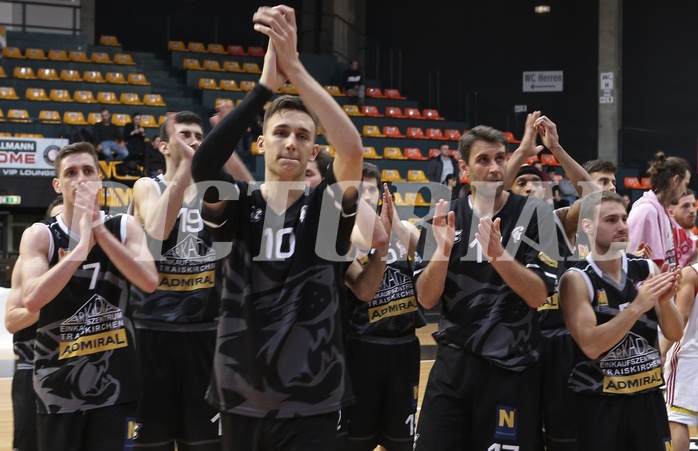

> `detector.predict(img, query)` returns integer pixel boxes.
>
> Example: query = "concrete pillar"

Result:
[597,0,622,164]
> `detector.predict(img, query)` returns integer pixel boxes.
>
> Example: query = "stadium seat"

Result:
[74,90,97,103]
[0,87,20,100]
[363,147,382,159]
[127,73,150,85]
[113,53,136,65]
[49,89,72,102]
[227,45,247,56]
[60,69,83,82]
[7,109,32,123]
[423,108,445,120]
[342,105,363,116]
[207,43,227,54]
[426,128,445,140]
[445,129,462,141]
[384,147,407,160]
[503,132,521,144]
[97,91,120,104]
[13,67,37,79]
[140,114,159,128]
[240,81,256,91]
[143,94,166,106]
[362,105,384,117]
[100,35,121,46]
[324,85,344,96]
[384,88,406,100]
[48,49,70,61]
[0,66,6,78]
[624,177,642,190]
[381,169,406,182]
[362,125,386,138]
[248,46,265,57]
[406,127,426,139]
[92,52,114,64]
[407,170,429,182]
[25,48,48,60]
[404,192,429,206]
[84,70,106,83]
[392,192,408,207]
[383,126,406,138]
[111,113,131,126]
[243,62,262,74]
[107,72,128,85]
[429,148,444,158]
[25,88,50,101]
[404,108,423,119]
[280,83,298,94]
[366,87,386,98]
[540,154,560,167]
[39,110,61,124]
[251,142,262,155]
[37,68,60,81]
[386,106,405,118]
[219,79,240,91]
[641,177,652,189]
[15,133,44,138]
[87,112,103,125]
[182,58,203,70]
[120,92,143,105]
[223,61,244,72]
[69,50,90,62]
[2,47,24,59]
[198,78,219,90]
[203,60,225,71]
[0,109,5,122]
[404,147,428,160]
[187,42,207,53]
[168,40,186,51]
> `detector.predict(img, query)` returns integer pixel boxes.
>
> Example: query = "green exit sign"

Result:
[0,195,21,205]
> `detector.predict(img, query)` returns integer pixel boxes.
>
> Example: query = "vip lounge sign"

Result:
[0,137,67,177]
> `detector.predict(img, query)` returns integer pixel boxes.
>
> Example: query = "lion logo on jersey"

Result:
[511,226,525,243]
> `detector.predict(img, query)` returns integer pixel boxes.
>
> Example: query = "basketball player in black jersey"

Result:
[191,5,363,451]
[15,142,158,451]
[560,190,683,451]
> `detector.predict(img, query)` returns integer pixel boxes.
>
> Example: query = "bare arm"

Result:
[653,264,684,343]
[503,111,543,190]
[661,265,697,356]
[4,257,39,334]
[415,200,454,309]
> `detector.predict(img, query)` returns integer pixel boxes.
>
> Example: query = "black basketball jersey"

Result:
[345,235,426,338]
[204,167,356,418]
[13,326,36,369]
[130,174,219,330]
[33,214,139,414]
[566,253,662,396]
[414,193,558,371]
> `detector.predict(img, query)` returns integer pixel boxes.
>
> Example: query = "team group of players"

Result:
[5,4,698,451]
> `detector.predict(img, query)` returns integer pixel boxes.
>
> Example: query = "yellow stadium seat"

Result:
[60,69,83,82]
[362,125,386,138]
[63,111,88,125]
[342,104,363,116]
[2,47,24,59]
[207,43,227,54]
[87,112,103,125]
[25,48,47,60]
[106,72,127,84]
[120,92,143,105]
[143,94,166,106]
[26,88,50,101]
[91,52,113,64]
[215,98,233,108]
[36,67,59,81]
[127,73,150,85]
[140,114,159,128]
[15,133,44,138]
[384,147,407,160]
[240,81,256,92]
[113,53,136,65]
[0,109,5,122]
[404,192,430,206]
[392,192,408,206]
[13,67,36,79]
[381,169,406,182]
[182,58,202,70]
[99,35,121,46]
[39,110,62,124]
[324,85,344,96]
[363,147,383,159]
[69,50,90,62]
[97,91,120,104]
[0,66,6,78]
[168,40,186,51]
[407,170,429,182]
[251,141,262,155]
[203,60,224,71]
[0,87,20,100]
[198,78,219,90]
[318,145,335,157]
[219,79,240,91]
[74,90,97,103]
[48,49,70,61]
[83,70,106,83]
[280,83,298,95]
[223,61,244,73]
[7,109,32,123]
[111,113,131,127]
[187,42,207,53]
[243,62,262,74]
[49,89,72,102]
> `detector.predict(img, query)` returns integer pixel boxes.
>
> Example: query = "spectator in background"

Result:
[443,173,460,200]
[557,170,579,204]
[304,150,334,188]
[144,135,165,177]
[426,142,458,184]
[621,192,632,212]
[93,107,129,161]
[123,112,146,163]
[546,166,558,183]
[343,59,365,106]
[552,185,569,209]
[669,189,697,267]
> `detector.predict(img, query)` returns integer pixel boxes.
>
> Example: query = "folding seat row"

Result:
[361,146,431,161]
[350,104,446,121]
[361,125,463,141]
[168,41,265,57]
[198,78,257,92]
[0,108,162,128]
[14,67,149,85]
[365,87,406,100]
[2,47,135,65]
[182,58,262,74]
[0,86,166,106]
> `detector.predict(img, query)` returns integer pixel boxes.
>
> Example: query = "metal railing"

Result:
[0,0,81,35]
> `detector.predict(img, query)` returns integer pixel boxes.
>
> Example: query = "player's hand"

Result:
[431,199,455,260]
[476,216,504,261]
[534,115,561,151]
[517,111,544,160]
[253,5,300,77]
[632,242,652,259]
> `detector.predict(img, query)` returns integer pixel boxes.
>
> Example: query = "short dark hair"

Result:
[54,141,99,175]
[582,159,617,175]
[458,125,507,165]
[647,151,691,194]
[45,195,64,218]
[263,95,318,139]
[159,111,204,142]
[580,190,625,222]
[362,162,382,187]
[313,150,334,180]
